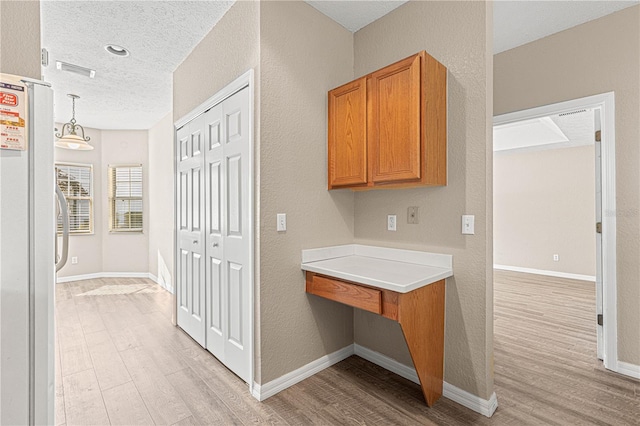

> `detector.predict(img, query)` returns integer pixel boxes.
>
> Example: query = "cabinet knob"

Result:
[212,242,219,247]
[193,240,198,244]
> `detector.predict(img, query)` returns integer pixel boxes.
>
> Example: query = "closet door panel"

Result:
[205,104,225,361]
[176,117,206,346]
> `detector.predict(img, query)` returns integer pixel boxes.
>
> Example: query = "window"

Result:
[56,163,93,234]
[109,165,143,232]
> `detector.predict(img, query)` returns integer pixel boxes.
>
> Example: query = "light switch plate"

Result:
[462,215,475,235]
[277,214,286,232]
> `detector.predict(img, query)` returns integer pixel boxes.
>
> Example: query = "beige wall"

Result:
[173,1,260,122]
[494,145,596,277]
[173,0,263,379]
[55,128,150,278]
[173,0,495,398]
[0,0,41,79]
[55,127,104,278]
[101,130,149,273]
[258,0,355,384]
[494,5,640,366]
[352,1,494,399]
[174,0,356,385]
[148,112,174,290]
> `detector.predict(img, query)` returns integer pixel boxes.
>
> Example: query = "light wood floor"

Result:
[55,273,640,425]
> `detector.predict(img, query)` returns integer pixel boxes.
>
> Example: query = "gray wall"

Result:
[494,145,596,277]
[494,5,640,367]
[148,112,174,290]
[55,127,104,278]
[0,0,41,79]
[55,128,149,278]
[352,1,495,399]
[258,0,355,384]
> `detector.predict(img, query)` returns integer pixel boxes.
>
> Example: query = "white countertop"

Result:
[301,244,452,293]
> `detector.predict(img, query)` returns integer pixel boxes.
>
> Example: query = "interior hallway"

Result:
[55,273,639,425]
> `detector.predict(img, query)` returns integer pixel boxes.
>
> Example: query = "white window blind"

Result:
[56,163,93,234]
[109,165,143,232]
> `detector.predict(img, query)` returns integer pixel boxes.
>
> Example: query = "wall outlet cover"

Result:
[387,214,397,231]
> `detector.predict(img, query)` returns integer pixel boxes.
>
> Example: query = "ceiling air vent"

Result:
[558,109,587,117]
[56,61,96,79]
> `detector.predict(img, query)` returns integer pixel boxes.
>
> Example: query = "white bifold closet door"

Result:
[177,86,251,384]
[177,114,206,346]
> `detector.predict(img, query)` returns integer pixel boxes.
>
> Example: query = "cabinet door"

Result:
[370,53,422,184]
[328,77,367,189]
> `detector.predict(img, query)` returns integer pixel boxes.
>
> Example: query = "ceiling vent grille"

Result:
[558,109,587,117]
[56,61,96,79]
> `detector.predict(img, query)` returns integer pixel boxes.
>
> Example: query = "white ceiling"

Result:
[494,109,595,153]
[41,1,233,130]
[493,0,639,54]
[40,0,639,131]
[306,1,408,32]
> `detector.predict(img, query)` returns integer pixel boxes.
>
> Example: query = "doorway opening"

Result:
[493,92,617,370]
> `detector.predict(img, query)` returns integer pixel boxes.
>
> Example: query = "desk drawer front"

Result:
[307,274,382,314]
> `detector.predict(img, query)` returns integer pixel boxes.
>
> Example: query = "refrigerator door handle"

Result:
[55,184,69,272]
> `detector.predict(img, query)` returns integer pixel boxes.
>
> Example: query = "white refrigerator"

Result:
[0,73,57,425]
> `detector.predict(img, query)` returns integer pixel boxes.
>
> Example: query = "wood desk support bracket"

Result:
[305,272,446,406]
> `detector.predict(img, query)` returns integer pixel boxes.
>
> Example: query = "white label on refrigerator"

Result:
[0,77,27,151]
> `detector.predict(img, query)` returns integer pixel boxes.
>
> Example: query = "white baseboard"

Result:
[616,361,640,380]
[354,344,498,417]
[251,343,497,417]
[148,273,174,294]
[494,264,595,282]
[252,344,354,401]
[57,272,157,284]
[354,344,420,384]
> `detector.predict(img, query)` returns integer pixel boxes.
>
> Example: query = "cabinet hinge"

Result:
[596,222,602,234]
[597,314,603,326]
[595,130,601,142]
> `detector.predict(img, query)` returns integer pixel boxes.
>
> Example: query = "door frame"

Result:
[493,92,618,372]
[173,69,255,392]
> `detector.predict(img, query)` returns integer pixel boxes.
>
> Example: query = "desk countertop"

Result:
[301,244,453,293]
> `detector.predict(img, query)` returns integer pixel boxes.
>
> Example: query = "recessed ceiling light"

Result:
[104,44,130,57]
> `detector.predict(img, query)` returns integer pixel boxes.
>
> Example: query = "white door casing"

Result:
[175,70,254,386]
[176,115,207,346]
[493,92,617,372]
[594,109,603,360]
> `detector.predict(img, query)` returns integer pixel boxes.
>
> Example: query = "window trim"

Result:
[108,163,143,233]
[55,162,94,235]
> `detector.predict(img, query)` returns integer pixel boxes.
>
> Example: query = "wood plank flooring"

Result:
[55,274,640,425]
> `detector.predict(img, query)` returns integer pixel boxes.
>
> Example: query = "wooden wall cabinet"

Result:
[328,51,447,190]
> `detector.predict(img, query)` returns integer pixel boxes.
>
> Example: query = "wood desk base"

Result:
[305,272,445,406]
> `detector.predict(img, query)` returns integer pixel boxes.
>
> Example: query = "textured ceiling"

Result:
[494,109,595,153]
[41,0,233,130]
[41,0,639,131]
[494,0,639,53]
[305,1,408,32]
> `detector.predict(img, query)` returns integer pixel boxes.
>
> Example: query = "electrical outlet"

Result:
[276,213,286,232]
[71,256,78,264]
[407,206,419,224]
[387,214,397,231]
[553,254,559,262]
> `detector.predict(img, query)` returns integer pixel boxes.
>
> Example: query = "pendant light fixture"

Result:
[55,94,93,150]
